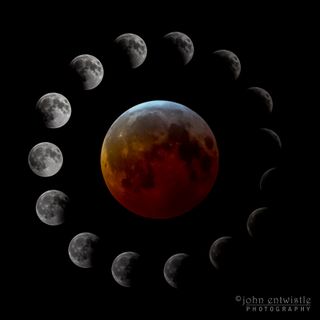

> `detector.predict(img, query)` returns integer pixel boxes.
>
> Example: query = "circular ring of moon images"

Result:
[31,32,281,289]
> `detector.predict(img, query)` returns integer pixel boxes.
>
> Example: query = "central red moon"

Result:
[101,100,219,219]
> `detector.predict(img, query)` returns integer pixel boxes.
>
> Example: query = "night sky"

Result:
[7,5,313,317]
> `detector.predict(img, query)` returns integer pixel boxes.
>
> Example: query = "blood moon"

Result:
[101,101,219,219]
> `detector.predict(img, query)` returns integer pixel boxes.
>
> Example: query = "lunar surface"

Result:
[101,100,219,219]
[209,236,234,270]
[70,54,104,90]
[36,190,69,226]
[163,31,194,65]
[68,232,101,268]
[28,142,63,177]
[163,253,190,288]
[114,33,147,68]
[36,93,71,128]
[212,49,241,80]
[111,251,141,287]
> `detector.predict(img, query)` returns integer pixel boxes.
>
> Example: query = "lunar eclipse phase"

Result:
[36,93,71,129]
[70,54,104,90]
[28,142,63,177]
[36,190,69,226]
[25,25,295,302]
[101,100,219,219]
[114,33,147,69]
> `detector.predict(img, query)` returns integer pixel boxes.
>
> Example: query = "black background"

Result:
[6,4,314,317]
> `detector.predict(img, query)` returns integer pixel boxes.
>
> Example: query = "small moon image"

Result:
[163,253,190,289]
[35,190,69,226]
[70,54,104,90]
[163,31,194,65]
[249,128,282,169]
[209,236,235,270]
[212,49,241,80]
[28,142,63,177]
[247,207,272,239]
[111,251,141,287]
[259,167,281,195]
[259,128,282,149]
[114,33,147,68]
[246,87,273,114]
[36,93,71,128]
[101,100,219,219]
[68,232,101,268]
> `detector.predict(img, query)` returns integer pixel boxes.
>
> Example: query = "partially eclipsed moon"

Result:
[36,93,71,128]
[70,54,104,90]
[163,253,190,288]
[212,49,241,80]
[68,232,101,268]
[114,33,147,68]
[111,251,141,287]
[163,31,194,65]
[36,189,69,225]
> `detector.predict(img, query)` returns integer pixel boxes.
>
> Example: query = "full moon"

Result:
[101,100,219,219]
[163,31,194,65]
[36,93,71,128]
[68,232,101,268]
[114,33,147,68]
[28,142,63,177]
[111,251,141,287]
[70,54,104,90]
[36,190,69,226]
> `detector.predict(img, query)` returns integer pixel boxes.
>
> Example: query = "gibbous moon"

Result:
[28,142,63,177]
[111,251,141,287]
[101,100,219,219]
[36,93,71,128]
[163,253,190,289]
[68,232,101,268]
[212,49,241,80]
[114,33,147,68]
[163,31,194,65]
[36,190,69,226]
[70,54,104,90]
[209,236,235,270]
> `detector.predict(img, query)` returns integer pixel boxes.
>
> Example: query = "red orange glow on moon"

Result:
[101,100,219,219]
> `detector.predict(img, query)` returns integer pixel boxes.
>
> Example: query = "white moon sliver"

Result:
[36,190,69,225]
[28,142,63,177]
[36,93,71,128]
